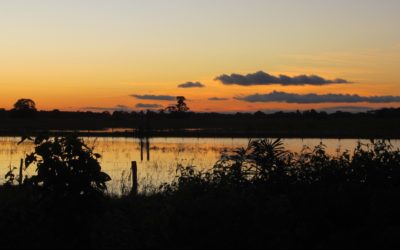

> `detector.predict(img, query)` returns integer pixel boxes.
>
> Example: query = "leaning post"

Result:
[131,161,138,195]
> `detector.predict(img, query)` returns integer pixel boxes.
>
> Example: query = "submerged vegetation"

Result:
[2,137,400,249]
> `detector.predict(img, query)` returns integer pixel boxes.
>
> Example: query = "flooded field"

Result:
[1,137,399,194]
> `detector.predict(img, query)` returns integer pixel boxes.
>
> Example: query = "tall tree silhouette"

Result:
[166,96,189,113]
[176,96,189,112]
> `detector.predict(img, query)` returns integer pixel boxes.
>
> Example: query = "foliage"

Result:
[165,96,189,113]
[3,138,400,249]
[3,107,400,138]
[164,138,400,191]
[9,98,37,119]
[24,135,111,196]
[4,165,17,185]
[13,98,37,111]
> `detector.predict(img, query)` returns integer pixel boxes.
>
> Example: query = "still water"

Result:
[0,137,399,194]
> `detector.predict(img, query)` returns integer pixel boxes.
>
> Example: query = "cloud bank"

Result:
[135,103,162,109]
[318,106,374,113]
[178,82,205,88]
[236,91,400,104]
[215,71,349,86]
[82,105,132,112]
[131,94,176,101]
[208,97,229,101]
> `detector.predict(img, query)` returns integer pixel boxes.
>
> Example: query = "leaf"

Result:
[25,153,37,169]
[98,172,112,182]
[18,135,33,145]
[5,171,13,179]
[34,134,49,145]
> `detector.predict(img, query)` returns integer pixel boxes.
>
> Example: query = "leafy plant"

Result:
[24,135,111,196]
[213,138,292,184]
[165,138,400,192]
[13,98,37,111]
[4,165,17,185]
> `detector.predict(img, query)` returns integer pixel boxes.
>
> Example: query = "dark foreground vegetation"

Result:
[2,106,400,138]
[2,136,400,249]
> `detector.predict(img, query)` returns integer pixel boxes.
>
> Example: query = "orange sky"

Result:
[1,0,400,112]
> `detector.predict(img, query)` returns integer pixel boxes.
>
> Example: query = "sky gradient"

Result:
[1,0,399,112]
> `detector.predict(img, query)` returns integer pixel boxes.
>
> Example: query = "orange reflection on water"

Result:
[1,137,399,194]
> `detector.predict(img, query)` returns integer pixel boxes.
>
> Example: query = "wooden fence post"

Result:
[19,159,23,186]
[140,138,144,161]
[146,137,150,161]
[131,161,138,195]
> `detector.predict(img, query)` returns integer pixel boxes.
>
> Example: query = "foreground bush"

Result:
[2,138,400,250]
[21,135,111,197]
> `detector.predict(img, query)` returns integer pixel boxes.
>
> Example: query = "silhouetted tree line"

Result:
[2,106,400,121]
[1,98,400,138]
[1,97,400,121]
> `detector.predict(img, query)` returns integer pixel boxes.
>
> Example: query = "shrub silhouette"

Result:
[164,138,400,192]
[14,98,37,111]
[10,98,37,119]
[24,135,111,196]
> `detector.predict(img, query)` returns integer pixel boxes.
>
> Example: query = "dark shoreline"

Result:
[2,108,400,139]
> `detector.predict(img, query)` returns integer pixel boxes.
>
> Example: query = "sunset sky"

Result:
[1,0,400,112]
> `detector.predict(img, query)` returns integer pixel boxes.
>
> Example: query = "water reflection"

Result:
[0,137,399,193]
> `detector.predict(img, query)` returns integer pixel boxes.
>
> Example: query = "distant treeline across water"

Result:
[1,108,400,138]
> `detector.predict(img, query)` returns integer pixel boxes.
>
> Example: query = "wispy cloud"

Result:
[215,71,350,86]
[178,82,205,88]
[208,97,229,101]
[135,103,163,109]
[131,94,176,101]
[236,91,400,104]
